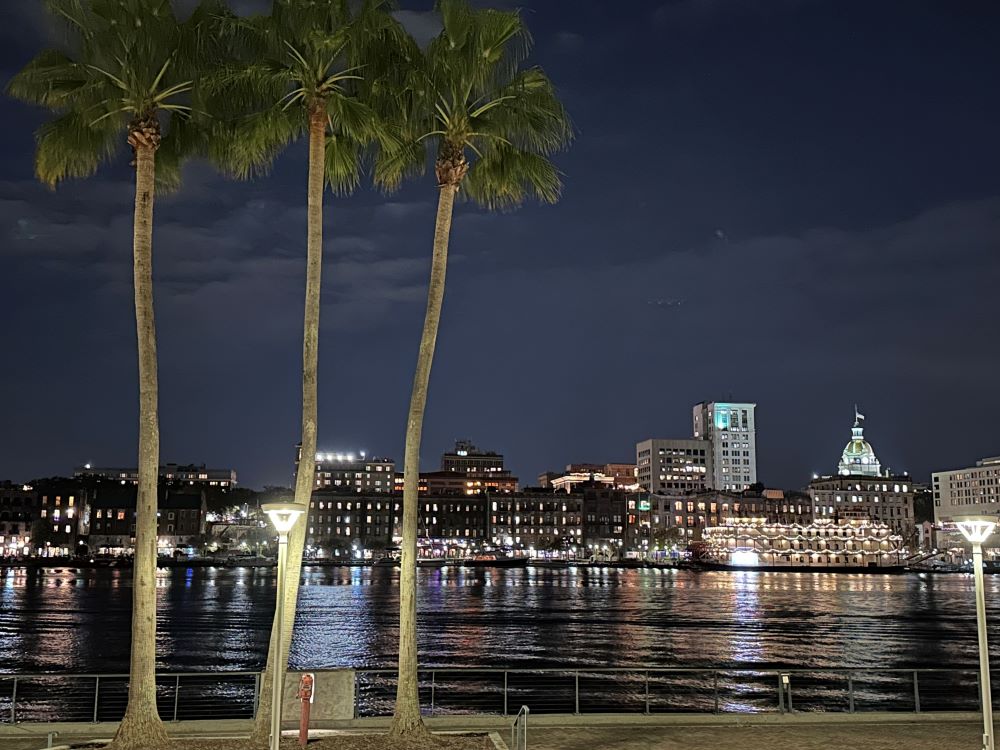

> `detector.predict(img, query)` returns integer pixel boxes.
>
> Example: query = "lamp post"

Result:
[262,502,307,750]
[956,515,997,750]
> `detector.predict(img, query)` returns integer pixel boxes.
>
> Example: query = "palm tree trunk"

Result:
[113,141,168,749]
[251,106,326,745]
[390,183,458,737]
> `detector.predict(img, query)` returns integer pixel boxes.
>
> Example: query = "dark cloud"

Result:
[1,0,1000,489]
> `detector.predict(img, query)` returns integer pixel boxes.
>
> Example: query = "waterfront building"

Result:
[298,445,395,493]
[34,477,90,554]
[306,491,491,555]
[488,491,584,551]
[635,438,712,494]
[581,485,627,551]
[87,484,207,553]
[0,481,38,557]
[75,462,237,488]
[932,456,1000,523]
[808,410,915,541]
[692,401,758,491]
[701,515,905,569]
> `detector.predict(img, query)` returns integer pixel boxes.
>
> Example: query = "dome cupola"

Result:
[838,406,883,477]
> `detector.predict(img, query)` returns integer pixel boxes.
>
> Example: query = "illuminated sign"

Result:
[638,499,651,511]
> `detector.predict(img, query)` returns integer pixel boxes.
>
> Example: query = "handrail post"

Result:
[11,676,17,724]
[173,674,181,721]
[713,671,719,714]
[93,676,100,723]
[253,673,261,718]
[777,674,785,713]
[353,671,359,720]
[644,671,650,715]
[848,673,855,713]
[574,671,580,715]
[913,670,920,713]
[430,671,435,717]
[503,671,508,717]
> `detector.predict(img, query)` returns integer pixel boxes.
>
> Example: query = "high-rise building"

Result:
[635,438,712,494]
[692,401,758,491]
[932,456,1000,524]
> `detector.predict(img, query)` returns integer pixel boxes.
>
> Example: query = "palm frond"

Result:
[34,110,120,187]
[460,144,562,211]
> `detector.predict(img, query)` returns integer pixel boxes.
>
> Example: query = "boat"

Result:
[373,556,400,567]
[417,558,447,568]
[695,516,909,572]
[462,554,529,568]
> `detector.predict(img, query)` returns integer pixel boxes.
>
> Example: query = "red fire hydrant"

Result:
[297,673,315,746]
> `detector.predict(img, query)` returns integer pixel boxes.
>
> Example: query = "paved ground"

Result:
[0,716,992,750]
[528,722,986,749]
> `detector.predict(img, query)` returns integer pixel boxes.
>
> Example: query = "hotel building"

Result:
[932,456,1000,524]
[692,401,758,491]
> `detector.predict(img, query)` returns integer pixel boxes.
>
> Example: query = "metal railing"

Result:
[511,705,529,750]
[0,672,259,724]
[0,666,991,724]
[352,667,989,717]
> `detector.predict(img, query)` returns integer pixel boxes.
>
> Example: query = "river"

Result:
[0,564,991,675]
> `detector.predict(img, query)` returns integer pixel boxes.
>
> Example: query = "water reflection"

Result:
[0,566,997,675]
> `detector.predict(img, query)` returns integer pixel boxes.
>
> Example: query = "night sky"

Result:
[1,0,998,490]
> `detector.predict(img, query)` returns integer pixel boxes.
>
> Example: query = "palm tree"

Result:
[7,1,217,747]
[375,0,572,737]
[205,2,405,742]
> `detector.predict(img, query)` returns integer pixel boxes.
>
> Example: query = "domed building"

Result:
[807,407,917,542]
[837,408,883,477]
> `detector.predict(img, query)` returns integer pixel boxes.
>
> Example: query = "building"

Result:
[808,410,916,541]
[540,463,637,491]
[414,470,519,496]
[76,463,237,489]
[395,440,519,495]
[932,456,1000,525]
[0,482,38,557]
[581,485,627,551]
[635,438,712,494]
[692,401,758,491]
[838,408,883,476]
[33,478,91,554]
[549,471,615,493]
[299,446,395,493]
[442,440,506,474]
[87,485,207,552]
[305,491,491,555]
[488,492,584,551]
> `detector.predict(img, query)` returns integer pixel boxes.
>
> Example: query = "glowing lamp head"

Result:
[954,516,997,544]
[262,502,307,535]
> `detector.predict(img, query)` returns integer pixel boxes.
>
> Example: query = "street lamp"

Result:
[956,515,997,750]
[262,502,307,750]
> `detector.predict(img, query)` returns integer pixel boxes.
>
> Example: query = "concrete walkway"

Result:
[0,713,992,750]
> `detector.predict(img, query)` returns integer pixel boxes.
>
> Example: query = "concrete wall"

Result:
[281,669,355,723]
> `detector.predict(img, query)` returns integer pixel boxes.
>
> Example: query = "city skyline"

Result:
[2,0,999,490]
